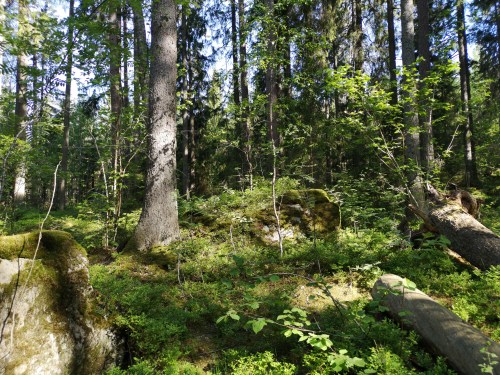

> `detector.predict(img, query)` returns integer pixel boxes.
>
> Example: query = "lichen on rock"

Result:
[0,230,121,375]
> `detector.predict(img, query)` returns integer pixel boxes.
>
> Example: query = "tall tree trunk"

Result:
[231,0,240,107]
[239,0,253,189]
[56,0,75,211]
[417,0,434,173]
[387,0,398,105]
[126,0,179,251]
[181,6,191,198]
[266,0,279,148]
[109,5,123,226]
[189,109,196,194]
[131,0,148,121]
[122,5,130,109]
[353,0,363,71]
[187,44,196,195]
[457,0,479,188]
[401,0,425,212]
[13,0,29,203]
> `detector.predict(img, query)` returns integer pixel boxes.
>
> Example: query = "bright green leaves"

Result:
[327,349,367,372]
[216,309,240,324]
[246,317,269,334]
[277,307,310,327]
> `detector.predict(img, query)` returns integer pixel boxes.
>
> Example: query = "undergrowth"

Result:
[2,178,498,374]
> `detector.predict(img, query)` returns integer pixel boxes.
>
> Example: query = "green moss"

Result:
[0,230,87,261]
[0,232,39,259]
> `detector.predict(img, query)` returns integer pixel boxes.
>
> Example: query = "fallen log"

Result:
[427,203,500,270]
[372,274,500,375]
[409,185,500,270]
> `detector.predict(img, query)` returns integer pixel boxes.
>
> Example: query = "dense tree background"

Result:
[1,0,499,372]
[1,0,498,213]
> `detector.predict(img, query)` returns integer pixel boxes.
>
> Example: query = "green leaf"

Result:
[251,318,267,334]
[248,301,260,310]
[269,275,280,282]
[228,310,240,321]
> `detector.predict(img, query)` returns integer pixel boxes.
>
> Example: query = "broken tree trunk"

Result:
[410,185,500,270]
[427,203,500,270]
[372,274,500,375]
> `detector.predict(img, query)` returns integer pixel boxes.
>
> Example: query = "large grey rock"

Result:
[0,231,121,375]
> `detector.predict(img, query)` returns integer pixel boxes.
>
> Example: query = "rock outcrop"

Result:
[0,231,121,375]
[256,189,340,243]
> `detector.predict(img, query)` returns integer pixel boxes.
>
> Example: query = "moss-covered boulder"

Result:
[255,189,340,243]
[0,231,121,375]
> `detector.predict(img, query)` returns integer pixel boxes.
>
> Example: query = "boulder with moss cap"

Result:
[0,230,122,374]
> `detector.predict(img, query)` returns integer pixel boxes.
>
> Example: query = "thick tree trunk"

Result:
[427,204,500,269]
[57,0,75,211]
[410,186,500,269]
[126,0,179,251]
[372,274,500,375]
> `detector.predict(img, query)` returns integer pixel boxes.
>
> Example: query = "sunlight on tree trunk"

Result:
[126,0,179,251]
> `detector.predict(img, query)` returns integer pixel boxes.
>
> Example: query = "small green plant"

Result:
[479,345,499,374]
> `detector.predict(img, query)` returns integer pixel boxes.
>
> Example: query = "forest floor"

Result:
[2,180,499,374]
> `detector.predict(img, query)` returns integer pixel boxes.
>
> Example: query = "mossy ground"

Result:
[2,181,499,374]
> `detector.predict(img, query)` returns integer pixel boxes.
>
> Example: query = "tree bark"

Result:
[266,0,279,148]
[122,5,130,109]
[131,0,148,121]
[57,0,75,211]
[401,0,426,212]
[427,203,500,270]
[417,0,434,173]
[13,0,29,204]
[387,0,397,105]
[372,274,500,375]
[457,0,479,188]
[231,0,240,107]
[126,0,179,251]
[239,0,253,189]
[109,6,122,196]
[181,6,191,198]
[352,0,363,71]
